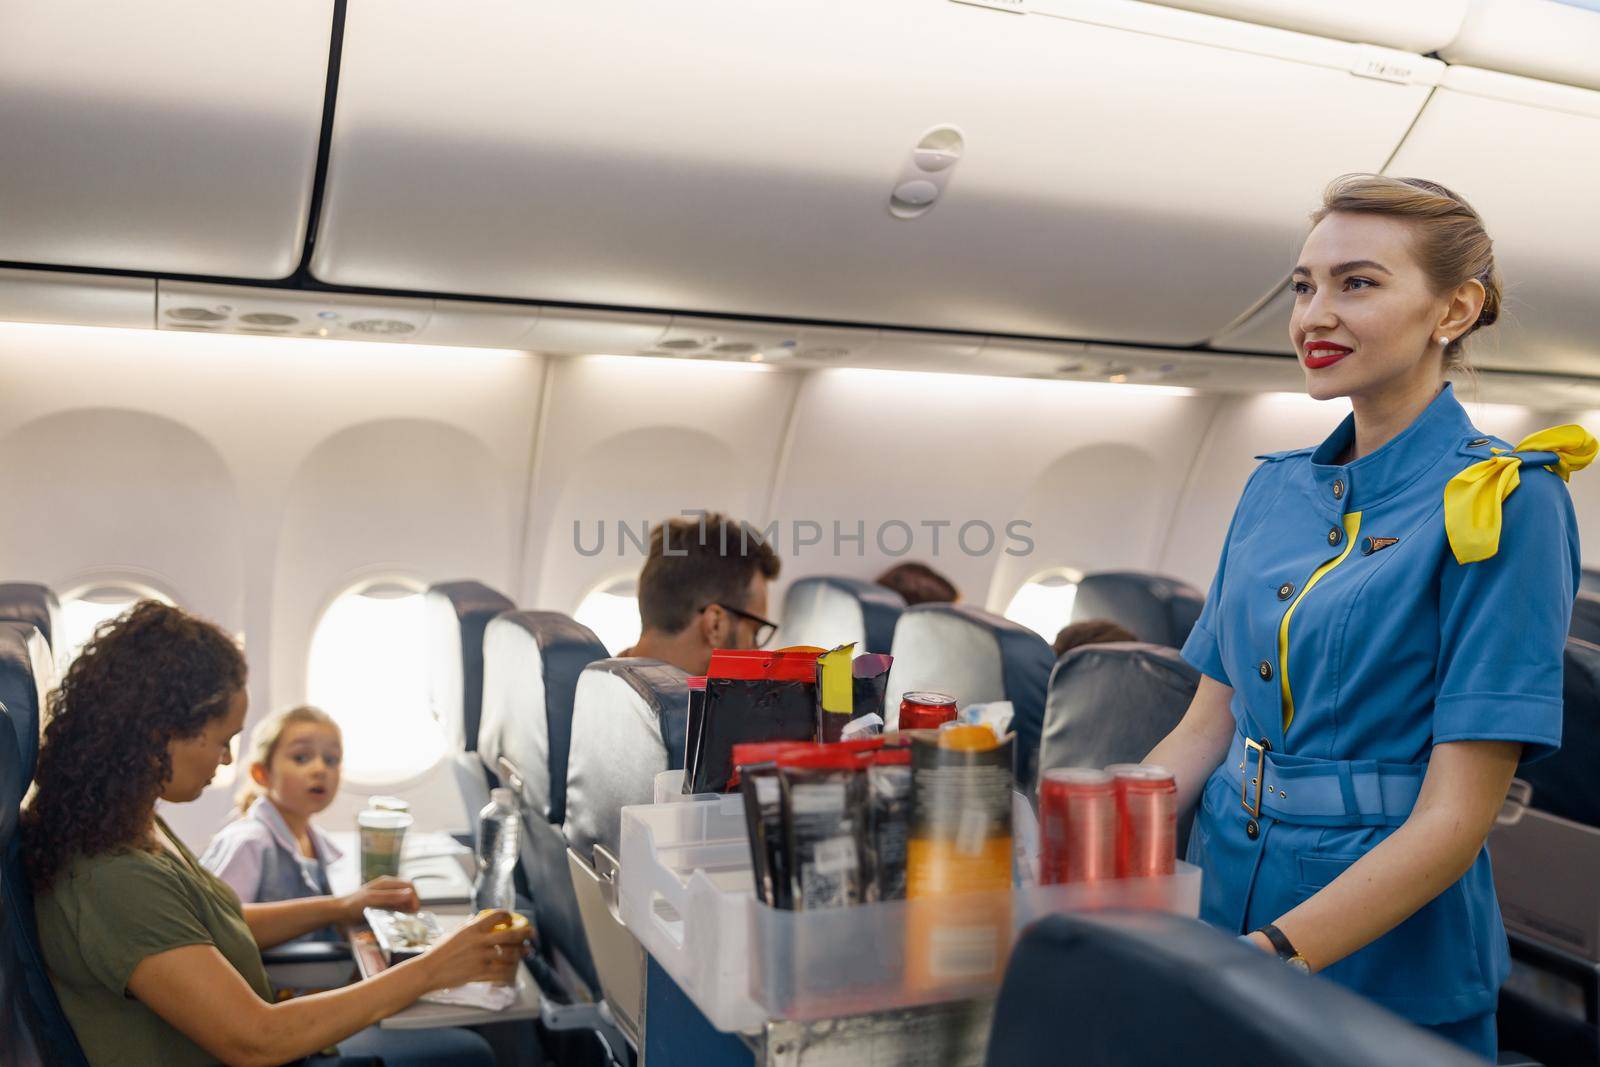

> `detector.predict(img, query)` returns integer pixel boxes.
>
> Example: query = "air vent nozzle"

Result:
[166,307,225,322]
[346,319,416,335]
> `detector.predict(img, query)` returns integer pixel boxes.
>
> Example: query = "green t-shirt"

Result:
[33,817,273,1067]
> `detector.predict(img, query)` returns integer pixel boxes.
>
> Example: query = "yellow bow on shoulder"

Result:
[1444,425,1597,564]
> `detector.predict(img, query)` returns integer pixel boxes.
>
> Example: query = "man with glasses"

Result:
[619,512,781,675]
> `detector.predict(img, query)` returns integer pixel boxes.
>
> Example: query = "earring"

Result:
[1439,335,1449,345]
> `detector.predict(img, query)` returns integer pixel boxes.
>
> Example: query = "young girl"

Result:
[202,705,415,941]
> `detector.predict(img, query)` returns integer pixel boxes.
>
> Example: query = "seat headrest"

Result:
[478,611,610,826]
[424,581,515,752]
[0,713,18,845]
[563,658,689,862]
[1070,571,1205,650]
[777,575,905,654]
[0,582,59,654]
[0,621,54,791]
[886,603,1054,786]
[1519,637,1600,826]
[987,912,1483,1067]
[1038,642,1199,783]
[1571,592,1600,647]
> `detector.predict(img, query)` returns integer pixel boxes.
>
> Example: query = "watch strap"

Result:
[1258,923,1299,961]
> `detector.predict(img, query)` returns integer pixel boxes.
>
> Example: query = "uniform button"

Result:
[1332,479,1345,500]
[1276,582,1294,601]
[1327,526,1342,547]
[1257,661,1273,682]
[1245,819,1260,840]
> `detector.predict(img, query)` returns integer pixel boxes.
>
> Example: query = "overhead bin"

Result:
[1385,66,1600,377]
[1441,0,1600,93]
[0,1,333,278]
[315,0,1439,346]
[1132,0,1468,53]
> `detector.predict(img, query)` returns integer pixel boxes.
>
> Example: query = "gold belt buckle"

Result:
[1241,736,1272,818]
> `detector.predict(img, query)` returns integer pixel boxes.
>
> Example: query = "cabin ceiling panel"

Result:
[0,269,154,331]
[1129,0,1469,53]
[1386,68,1600,379]
[0,0,333,277]
[315,0,1436,346]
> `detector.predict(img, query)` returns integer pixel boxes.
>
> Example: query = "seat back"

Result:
[886,603,1054,787]
[1,632,90,1066]
[1070,571,1205,650]
[776,575,904,654]
[0,624,52,798]
[563,659,689,865]
[0,584,58,659]
[1570,592,1600,647]
[1519,637,1600,827]
[424,581,515,753]
[1038,641,1197,761]
[478,611,610,993]
[986,912,1482,1067]
[1582,567,1600,596]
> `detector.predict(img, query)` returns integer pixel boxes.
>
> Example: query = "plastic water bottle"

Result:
[473,788,520,913]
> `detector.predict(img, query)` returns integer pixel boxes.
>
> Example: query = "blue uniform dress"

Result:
[1182,383,1582,1059]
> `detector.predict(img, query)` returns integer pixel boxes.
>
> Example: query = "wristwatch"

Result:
[1258,923,1311,973]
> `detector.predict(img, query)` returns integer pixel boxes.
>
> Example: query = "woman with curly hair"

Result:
[23,601,530,1067]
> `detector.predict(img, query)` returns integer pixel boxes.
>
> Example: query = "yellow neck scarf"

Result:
[1444,425,1597,565]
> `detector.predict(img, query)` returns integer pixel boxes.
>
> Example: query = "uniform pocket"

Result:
[1296,851,1365,890]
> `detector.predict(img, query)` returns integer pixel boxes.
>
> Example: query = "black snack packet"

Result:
[815,646,893,744]
[778,747,867,911]
[865,747,913,902]
[682,676,708,792]
[684,650,821,795]
[740,762,789,908]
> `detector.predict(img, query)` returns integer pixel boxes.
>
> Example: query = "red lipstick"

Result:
[1304,340,1353,370]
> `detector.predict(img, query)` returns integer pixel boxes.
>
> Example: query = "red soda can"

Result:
[1038,768,1116,884]
[1112,764,1177,878]
[898,691,958,731]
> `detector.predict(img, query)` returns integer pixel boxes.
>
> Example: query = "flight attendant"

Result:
[1147,174,1595,1059]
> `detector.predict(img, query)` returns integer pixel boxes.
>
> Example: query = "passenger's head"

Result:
[237,705,342,818]
[22,600,247,887]
[635,513,781,674]
[875,562,959,606]
[1293,174,1499,403]
[1052,618,1137,659]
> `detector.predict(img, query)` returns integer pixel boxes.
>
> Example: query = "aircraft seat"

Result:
[1518,637,1600,827]
[1036,642,1199,848]
[1,627,91,1066]
[563,658,689,1053]
[1582,567,1600,596]
[886,603,1054,788]
[423,580,515,827]
[776,575,904,654]
[1069,571,1205,650]
[477,611,610,995]
[0,622,53,790]
[0,582,59,656]
[1570,592,1600,648]
[985,911,1483,1067]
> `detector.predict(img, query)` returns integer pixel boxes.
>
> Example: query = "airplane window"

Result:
[57,582,175,672]
[305,579,444,786]
[575,575,641,657]
[1003,570,1082,642]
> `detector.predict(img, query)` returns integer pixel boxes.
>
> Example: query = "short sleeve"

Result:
[1434,469,1580,762]
[1182,463,1270,686]
[72,855,217,996]
[199,821,268,903]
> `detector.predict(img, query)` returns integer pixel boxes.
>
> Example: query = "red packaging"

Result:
[1112,764,1177,878]
[1039,768,1116,885]
[898,691,958,731]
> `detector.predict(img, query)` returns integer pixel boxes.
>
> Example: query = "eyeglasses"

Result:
[702,603,778,649]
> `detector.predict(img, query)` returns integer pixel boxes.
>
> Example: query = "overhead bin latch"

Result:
[889,126,967,220]
[1349,46,1421,85]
